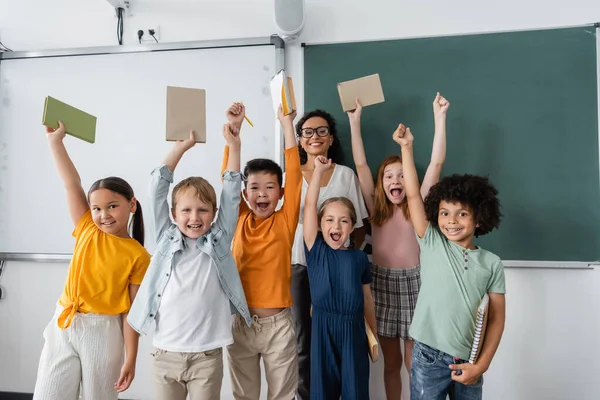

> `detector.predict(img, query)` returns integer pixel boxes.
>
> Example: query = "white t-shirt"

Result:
[288,164,369,266]
[153,237,233,352]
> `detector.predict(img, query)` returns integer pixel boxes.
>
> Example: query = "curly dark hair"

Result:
[295,109,345,165]
[424,174,502,237]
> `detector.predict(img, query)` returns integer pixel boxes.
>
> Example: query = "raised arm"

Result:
[421,93,449,198]
[162,131,196,173]
[148,131,195,241]
[224,102,250,214]
[394,124,428,238]
[348,99,375,216]
[226,101,246,134]
[216,123,243,237]
[222,102,244,176]
[303,156,332,250]
[45,121,88,227]
[277,104,303,230]
[223,123,241,173]
[278,104,297,150]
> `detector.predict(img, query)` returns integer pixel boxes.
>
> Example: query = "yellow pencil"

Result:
[244,115,254,127]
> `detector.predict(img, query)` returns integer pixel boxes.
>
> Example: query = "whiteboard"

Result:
[0,43,281,254]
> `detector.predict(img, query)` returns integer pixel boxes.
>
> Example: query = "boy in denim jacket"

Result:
[128,125,251,400]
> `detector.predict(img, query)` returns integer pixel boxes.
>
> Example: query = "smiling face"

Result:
[172,188,216,239]
[382,161,405,204]
[318,198,356,250]
[89,189,135,238]
[299,116,334,158]
[437,200,480,248]
[243,172,283,219]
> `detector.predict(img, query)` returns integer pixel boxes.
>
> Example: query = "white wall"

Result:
[1,0,600,399]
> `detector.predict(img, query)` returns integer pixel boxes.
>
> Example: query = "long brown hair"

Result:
[371,156,409,226]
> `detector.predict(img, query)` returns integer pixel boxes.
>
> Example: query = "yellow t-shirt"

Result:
[58,210,151,328]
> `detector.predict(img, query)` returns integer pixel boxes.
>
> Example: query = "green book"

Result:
[42,96,97,143]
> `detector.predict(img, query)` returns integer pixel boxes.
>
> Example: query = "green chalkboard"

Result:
[304,26,599,261]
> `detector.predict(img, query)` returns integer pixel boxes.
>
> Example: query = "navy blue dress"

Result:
[305,233,372,400]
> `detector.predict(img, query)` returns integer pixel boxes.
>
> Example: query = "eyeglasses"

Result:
[300,126,330,138]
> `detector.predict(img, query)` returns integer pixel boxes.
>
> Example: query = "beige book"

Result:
[337,73,385,112]
[166,86,206,143]
[365,318,379,363]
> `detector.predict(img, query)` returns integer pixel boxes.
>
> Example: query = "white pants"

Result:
[33,306,124,400]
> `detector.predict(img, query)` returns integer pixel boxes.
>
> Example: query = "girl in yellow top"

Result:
[33,121,151,400]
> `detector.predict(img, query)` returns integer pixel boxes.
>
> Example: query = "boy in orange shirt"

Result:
[223,102,301,400]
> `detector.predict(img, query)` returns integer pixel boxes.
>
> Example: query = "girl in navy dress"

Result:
[303,155,377,400]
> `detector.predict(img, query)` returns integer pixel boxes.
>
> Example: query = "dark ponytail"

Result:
[131,200,145,246]
[88,176,145,246]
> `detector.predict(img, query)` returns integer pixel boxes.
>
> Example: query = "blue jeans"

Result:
[410,341,483,400]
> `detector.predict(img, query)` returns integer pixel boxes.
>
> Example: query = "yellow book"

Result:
[270,69,297,116]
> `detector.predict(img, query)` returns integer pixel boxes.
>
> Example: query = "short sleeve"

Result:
[304,232,326,264]
[129,251,151,285]
[361,252,372,284]
[415,223,444,249]
[487,259,506,294]
[346,172,369,228]
[72,210,96,238]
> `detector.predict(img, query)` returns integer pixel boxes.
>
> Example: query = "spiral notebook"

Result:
[469,293,490,364]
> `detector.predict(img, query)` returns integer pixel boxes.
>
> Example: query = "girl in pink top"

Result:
[348,93,449,399]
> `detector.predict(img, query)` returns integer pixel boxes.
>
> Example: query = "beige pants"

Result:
[151,347,224,400]
[227,309,298,400]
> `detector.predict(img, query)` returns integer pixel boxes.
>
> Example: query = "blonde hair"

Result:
[371,155,409,226]
[172,177,217,211]
[317,197,357,227]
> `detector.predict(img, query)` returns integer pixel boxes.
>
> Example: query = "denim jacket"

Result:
[127,165,252,335]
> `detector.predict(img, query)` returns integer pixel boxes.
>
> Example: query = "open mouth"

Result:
[188,224,203,231]
[257,202,270,210]
[329,232,342,242]
[309,142,324,148]
[390,188,402,198]
[102,221,116,226]
[444,227,463,236]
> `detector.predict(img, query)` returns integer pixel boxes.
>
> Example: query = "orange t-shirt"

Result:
[57,210,151,328]
[224,146,302,308]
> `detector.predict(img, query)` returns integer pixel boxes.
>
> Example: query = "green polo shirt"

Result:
[409,224,506,360]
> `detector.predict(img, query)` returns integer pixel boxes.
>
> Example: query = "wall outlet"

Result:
[139,26,161,43]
